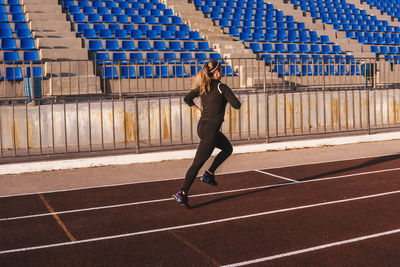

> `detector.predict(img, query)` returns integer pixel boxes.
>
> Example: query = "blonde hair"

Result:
[192,61,220,95]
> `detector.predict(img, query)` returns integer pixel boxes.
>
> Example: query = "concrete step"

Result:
[26,12,67,21]
[33,31,76,38]
[37,38,82,49]
[40,48,88,61]
[43,75,102,96]
[21,0,56,5]
[24,4,63,14]
[29,20,72,32]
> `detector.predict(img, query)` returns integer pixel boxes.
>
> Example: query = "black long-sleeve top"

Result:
[184,79,241,124]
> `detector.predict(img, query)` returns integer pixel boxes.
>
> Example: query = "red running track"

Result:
[1,154,400,266]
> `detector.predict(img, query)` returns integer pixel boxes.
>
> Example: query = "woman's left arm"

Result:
[220,83,241,109]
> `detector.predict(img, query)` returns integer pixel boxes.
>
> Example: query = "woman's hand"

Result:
[192,105,201,119]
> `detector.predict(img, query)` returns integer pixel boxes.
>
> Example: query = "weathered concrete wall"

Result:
[1,89,400,152]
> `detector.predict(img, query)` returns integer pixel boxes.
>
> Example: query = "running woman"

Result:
[173,60,241,208]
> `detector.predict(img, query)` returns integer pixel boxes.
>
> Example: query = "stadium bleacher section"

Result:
[0,0,41,82]
[2,0,400,97]
[62,0,231,80]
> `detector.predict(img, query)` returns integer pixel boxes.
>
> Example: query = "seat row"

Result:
[66,5,173,16]
[0,66,42,81]
[0,23,31,39]
[82,28,202,40]
[77,23,193,36]
[235,29,332,44]
[63,0,162,10]
[0,50,39,63]
[1,37,36,50]
[87,39,213,52]
[72,13,184,25]
[94,51,223,65]
[251,43,343,54]
[0,4,24,14]
[101,64,235,79]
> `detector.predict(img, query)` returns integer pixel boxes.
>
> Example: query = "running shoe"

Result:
[172,190,190,209]
[200,171,218,186]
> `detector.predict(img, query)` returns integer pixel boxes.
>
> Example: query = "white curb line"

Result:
[0,131,399,175]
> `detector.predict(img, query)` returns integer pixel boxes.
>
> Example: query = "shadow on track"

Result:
[190,181,293,209]
[297,153,400,182]
[191,153,400,209]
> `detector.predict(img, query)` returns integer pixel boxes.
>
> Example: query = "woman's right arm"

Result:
[184,89,200,107]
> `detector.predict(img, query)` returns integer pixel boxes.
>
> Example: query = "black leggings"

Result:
[181,120,233,193]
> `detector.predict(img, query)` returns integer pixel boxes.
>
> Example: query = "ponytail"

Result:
[192,61,221,95]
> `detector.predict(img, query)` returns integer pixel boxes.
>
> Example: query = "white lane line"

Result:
[254,169,298,182]
[3,166,400,222]
[0,182,293,222]
[221,228,400,267]
[2,151,400,199]
[1,189,399,255]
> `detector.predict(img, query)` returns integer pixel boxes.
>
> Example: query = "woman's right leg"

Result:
[181,121,218,193]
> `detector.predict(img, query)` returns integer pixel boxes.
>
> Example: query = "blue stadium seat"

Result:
[169,41,182,51]
[83,29,97,39]
[146,52,162,64]
[95,53,112,65]
[23,51,40,63]
[190,65,202,76]
[197,41,211,52]
[179,52,194,64]
[4,51,20,64]
[138,65,154,78]
[73,13,85,23]
[100,29,113,39]
[112,52,128,64]
[1,38,17,50]
[105,40,120,51]
[26,66,43,78]
[172,65,189,77]
[194,52,207,63]
[5,67,23,81]
[138,40,152,51]
[163,52,178,63]
[16,29,30,39]
[88,40,104,51]
[0,28,13,39]
[155,65,170,78]
[20,38,36,50]
[120,65,137,79]
[102,66,119,79]
[189,31,201,40]
[88,14,100,23]
[129,53,145,64]
[77,23,90,35]
[121,40,136,51]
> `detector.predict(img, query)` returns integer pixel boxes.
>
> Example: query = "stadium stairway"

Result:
[23,0,101,95]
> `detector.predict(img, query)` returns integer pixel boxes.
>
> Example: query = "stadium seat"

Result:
[138,65,154,78]
[105,40,120,51]
[4,51,20,64]
[26,66,43,78]
[129,53,145,64]
[95,53,112,65]
[5,67,23,81]
[120,66,137,79]
[112,52,128,65]
[155,65,170,78]
[88,40,104,51]
[172,65,189,78]
[23,51,40,63]
[102,66,119,79]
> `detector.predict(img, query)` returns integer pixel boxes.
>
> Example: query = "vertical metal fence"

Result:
[1,56,400,160]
